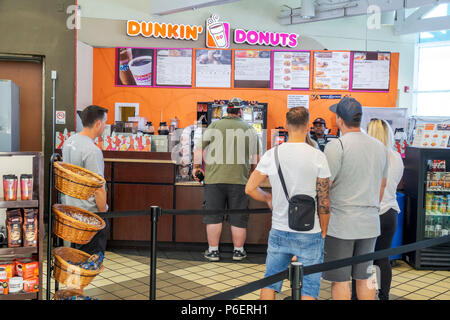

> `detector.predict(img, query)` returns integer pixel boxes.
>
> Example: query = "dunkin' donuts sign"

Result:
[126,15,299,48]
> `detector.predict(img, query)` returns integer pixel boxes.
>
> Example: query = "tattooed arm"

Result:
[316,177,330,238]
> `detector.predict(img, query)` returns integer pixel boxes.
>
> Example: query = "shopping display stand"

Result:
[46,153,106,300]
[0,152,43,300]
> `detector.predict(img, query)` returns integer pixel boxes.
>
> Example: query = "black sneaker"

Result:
[204,250,220,262]
[232,250,247,261]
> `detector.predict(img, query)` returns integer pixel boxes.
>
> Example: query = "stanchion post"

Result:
[150,206,160,300]
[289,262,303,300]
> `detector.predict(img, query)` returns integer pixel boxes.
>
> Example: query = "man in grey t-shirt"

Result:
[323,97,388,300]
[61,105,108,255]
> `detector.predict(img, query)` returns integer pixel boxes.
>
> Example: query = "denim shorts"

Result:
[264,229,325,298]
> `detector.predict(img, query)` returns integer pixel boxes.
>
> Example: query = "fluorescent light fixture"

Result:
[300,0,315,19]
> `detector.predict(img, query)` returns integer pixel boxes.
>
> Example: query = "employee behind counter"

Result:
[310,117,337,152]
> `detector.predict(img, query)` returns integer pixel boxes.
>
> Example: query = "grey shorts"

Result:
[203,184,249,228]
[322,235,377,282]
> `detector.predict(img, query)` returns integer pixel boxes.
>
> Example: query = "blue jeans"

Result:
[264,229,325,298]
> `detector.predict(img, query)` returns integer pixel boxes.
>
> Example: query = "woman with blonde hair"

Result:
[367,119,404,300]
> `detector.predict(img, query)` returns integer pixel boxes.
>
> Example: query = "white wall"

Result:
[77,0,417,111]
[76,40,93,131]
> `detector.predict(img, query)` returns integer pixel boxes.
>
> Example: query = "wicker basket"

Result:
[54,289,84,300]
[52,204,106,244]
[53,247,104,290]
[54,161,105,200]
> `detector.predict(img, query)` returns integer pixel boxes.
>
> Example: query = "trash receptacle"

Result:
[390,192,405,260]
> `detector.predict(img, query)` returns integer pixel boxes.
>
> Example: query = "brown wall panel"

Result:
[112,184,173,241]
[0,61,43,152]
[175,186,272,244]
[113,162,174,183]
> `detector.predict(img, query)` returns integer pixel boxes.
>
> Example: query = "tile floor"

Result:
[41,247,450,300]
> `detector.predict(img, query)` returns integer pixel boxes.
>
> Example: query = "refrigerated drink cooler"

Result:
[0,80,20,152]
[403,146,450,270]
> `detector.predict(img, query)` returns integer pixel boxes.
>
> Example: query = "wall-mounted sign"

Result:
[206,15,230,49]
[234,29,299,48]
[127,20,203,41]
[126,16,299,49]
[56,111,66,124]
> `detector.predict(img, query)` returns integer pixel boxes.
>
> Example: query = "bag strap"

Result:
[274,145,290,202]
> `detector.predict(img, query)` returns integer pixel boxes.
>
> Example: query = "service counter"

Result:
[103,151,272,248]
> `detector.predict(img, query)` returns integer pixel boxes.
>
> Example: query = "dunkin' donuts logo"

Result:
[206,15,230,49]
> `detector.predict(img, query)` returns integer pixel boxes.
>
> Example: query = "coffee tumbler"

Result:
[3,175,18,201]
[20,174,33,200]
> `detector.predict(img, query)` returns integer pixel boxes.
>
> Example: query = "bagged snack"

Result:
[23,277,39,293]
[22,209,38,247]
[6,209,22,247]
[0,279,8,295]
[15,259,39,279]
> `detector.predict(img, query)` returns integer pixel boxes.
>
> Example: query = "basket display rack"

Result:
[46,153,106,300]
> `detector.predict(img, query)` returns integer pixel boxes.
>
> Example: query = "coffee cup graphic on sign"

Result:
[207,15,228,48]
[129,56,153,85]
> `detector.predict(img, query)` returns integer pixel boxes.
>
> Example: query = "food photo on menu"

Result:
[117,48,155,86]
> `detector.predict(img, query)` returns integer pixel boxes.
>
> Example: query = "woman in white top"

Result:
[367,119,404,300]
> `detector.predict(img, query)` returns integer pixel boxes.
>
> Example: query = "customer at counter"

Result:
[362,119,404,301]
[61,105,109,255]
[323,97,388,300]
[193,98,260,262]
[245,107,331,300]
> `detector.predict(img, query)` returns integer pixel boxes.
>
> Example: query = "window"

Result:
[414,42,450,117]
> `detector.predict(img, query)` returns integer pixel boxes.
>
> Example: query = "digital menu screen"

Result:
[351,51,391,91]
[116,48,155,86]
[272,51,310,90]
[195,49,232,88]
[313,51,350,90]
[234,50,271,88]
[155,49,193,87]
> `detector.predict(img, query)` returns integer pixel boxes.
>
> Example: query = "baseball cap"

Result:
[228,97,243,107]
[313,118,326,125]
[329,97,362,122]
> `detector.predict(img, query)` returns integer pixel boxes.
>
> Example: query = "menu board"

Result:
[313,51,350,90]
[352,51,391,91]
[272,51,310,90]
[234,50,271,88]
[195,49,232,88]
[155,49,192,87]
[116,47,154,86]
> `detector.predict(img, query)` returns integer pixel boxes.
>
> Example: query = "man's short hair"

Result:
[81,105,108,128]
[342,113,362,128]
[286,107,309,129]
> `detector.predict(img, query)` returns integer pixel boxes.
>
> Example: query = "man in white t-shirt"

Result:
[245,107,331,300]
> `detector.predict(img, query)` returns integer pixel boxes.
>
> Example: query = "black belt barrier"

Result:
[90,207,449,301]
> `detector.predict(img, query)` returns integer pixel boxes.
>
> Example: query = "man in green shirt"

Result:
[193,98,260,262]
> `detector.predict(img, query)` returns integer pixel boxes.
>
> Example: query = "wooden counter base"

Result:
[103,151,272,247]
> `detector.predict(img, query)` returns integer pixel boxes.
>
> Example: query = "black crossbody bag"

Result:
[274,146,316,231]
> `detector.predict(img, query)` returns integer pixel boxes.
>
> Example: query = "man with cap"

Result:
[193,97,260,262]
[322,96,388,300]
[310,117,329,152]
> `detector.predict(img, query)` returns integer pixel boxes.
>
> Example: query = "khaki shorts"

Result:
[322,235,377,282]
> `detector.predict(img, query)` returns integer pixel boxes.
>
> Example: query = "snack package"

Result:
[22,209,38,247]
[23,277,39,293]
[15,259,39,279]
[6,209,22,247]
[0,261,15,278]
[0,279,8,295]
